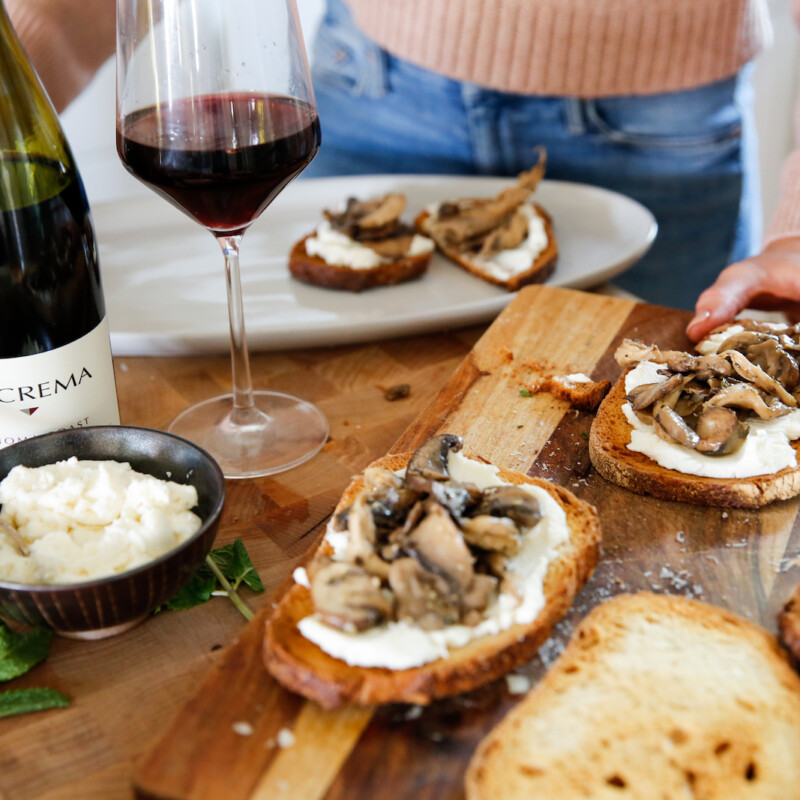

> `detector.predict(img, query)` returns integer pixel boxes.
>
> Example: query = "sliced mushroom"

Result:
[460,515,521,555]
[693,354,734,379]
[388,557,461,630]
[724,350,797,407]
[653,402,700,449]
[405,501,474,591]
[357,193,406,229]
[716,330,778,354]
[626,373,686,411]
[345,495,377,565]
[694,406,749,456]
[310,559,392,632]
[474,485,542,529]
[462,574,499,624]
[477,208,530,258]
[428,479,481,518]
[427,160,544,247]
[745,339,800,391]
[405,433,463,490]
[706,383,791,420]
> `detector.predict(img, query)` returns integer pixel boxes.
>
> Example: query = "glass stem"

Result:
[217,234,256,421]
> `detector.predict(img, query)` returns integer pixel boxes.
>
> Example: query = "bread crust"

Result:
[466,592,800,799]
[263,452,601,709]
[414,203,558,292]
[589,372,800,508]
[287,234,431,292]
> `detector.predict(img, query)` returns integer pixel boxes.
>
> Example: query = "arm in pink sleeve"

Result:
[6,0,116,112]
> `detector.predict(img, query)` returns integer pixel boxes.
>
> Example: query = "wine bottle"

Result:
[0,0,119,448]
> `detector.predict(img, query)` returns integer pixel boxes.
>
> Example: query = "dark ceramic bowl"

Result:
[0,426,225,639]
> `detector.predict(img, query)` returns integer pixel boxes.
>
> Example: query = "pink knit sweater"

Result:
[345,0,800,244]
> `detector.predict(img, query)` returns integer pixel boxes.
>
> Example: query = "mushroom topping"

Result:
[706,383,791,420]
[310,559,393,632]
[716,330,778,354]
[723,350,796,407]
[461,515,521,555]
[653,402,700,449]
[477,209,530,258]
[388,558,462,630]
[427,155,545,247]
[405,433,463,489]
[405,501,474,591]
[693,355,734,379]
[357,193,406,230]
[475,485,543,529]
[693,407,749,456]
[745,339,800,391]
[626,373,686,411]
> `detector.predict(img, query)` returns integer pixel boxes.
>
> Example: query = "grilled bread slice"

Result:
[466,592,800,800]
[263,449,601,709]
[589,374,800,507]
[415,202,557,292]
[288,234,432,292]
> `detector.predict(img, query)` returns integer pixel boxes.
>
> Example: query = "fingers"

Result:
[686,261,764,341]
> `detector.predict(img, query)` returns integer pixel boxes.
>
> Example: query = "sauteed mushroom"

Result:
[405,433,463,489]
[694,407,749,456]
[475,485,543,529]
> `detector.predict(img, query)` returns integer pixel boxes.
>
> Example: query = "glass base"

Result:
[167,391,329,479]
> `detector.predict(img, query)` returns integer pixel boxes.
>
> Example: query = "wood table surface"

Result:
[0,317,484,800]
[4,286,800,800]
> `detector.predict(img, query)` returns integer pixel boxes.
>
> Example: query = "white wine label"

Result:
[0,318,120,448]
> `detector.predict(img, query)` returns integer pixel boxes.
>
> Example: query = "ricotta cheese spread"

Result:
[297,451,570,669]
[561,373,592,383]
[304,220,434,270]
[623,360,800,478]
[0,458,202,585]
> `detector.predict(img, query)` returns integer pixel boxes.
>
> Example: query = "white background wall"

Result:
[62,0,798,229]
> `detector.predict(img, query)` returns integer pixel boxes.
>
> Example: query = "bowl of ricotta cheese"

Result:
[0,426,225,638]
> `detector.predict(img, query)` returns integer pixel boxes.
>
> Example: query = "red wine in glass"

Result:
[117,93,320,235]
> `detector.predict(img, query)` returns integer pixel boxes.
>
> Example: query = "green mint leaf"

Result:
[0,688,69,719]
[159,539,264,613]
[0,622,53,682]
[229,539,265,593]
[580,431,589,440]
[162,569,217,611]
[519,389,533,397]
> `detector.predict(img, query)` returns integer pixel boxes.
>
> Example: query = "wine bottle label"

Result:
[0,318,120,449]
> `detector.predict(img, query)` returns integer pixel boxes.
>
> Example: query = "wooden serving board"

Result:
[132,286,800,800]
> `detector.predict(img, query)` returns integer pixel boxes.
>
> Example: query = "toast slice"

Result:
[288,192,434,292]
[466,593,800,799]
[263,442,601,709]
[415,202,557,292]
[778,584,800,667]
[288,234,431,292]
[589,325,800,507]
[589,374,800,507]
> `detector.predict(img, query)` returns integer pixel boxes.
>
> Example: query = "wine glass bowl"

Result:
[115,0,328,478]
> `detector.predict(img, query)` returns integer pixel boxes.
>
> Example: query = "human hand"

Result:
[686,237,800,342]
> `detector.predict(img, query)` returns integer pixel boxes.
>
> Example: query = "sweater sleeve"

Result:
[6,0,116,113]
[763,0,800,245]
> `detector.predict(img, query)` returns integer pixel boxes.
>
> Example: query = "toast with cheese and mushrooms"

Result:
[589,320,800,507]
[466,592,800,800]
[288,193,435,292]
[263,434,601,708]
[414,151,558,291]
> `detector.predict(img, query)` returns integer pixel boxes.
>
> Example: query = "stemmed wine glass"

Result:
[115,0,328,478]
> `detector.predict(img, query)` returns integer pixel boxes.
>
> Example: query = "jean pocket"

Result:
[311,1,389,99]
[582,82,743,153]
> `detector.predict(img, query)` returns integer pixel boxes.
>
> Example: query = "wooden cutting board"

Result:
[132,286,800,800]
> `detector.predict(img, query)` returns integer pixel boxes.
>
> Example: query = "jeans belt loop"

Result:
[565,98,587,135]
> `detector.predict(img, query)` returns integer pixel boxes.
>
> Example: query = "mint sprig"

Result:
[0,687,69,719]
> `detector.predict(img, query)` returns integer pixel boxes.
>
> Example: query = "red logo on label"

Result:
[20,407,39,416]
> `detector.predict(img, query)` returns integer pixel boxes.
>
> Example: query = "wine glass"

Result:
[115,0,328,478]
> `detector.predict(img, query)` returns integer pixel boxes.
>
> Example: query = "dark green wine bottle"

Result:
[0,0,119,447]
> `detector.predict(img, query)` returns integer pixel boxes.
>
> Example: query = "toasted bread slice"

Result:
[466,592,800,799]
[263,451,601,709]
[415,202,557,292]
[288,234,431,292]
[589,374,800,507]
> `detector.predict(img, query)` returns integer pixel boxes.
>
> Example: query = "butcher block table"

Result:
[3,286,800,800]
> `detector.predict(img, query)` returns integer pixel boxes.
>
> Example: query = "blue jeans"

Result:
[304,0,761,311]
